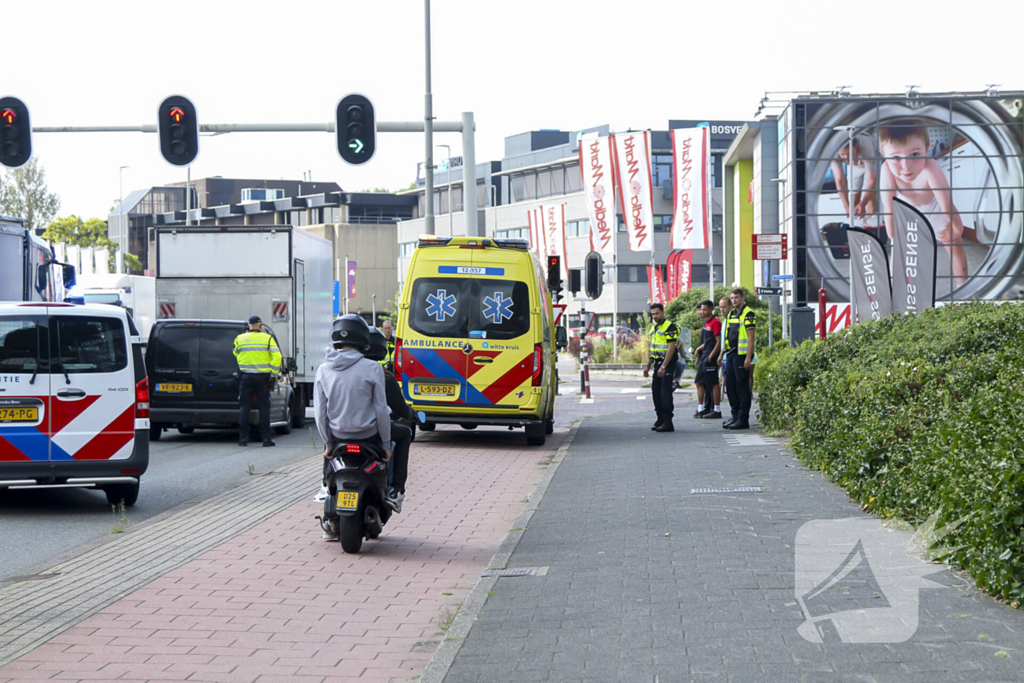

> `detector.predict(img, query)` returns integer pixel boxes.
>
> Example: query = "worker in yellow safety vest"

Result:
[233,315,283,447]
[380,320,397,368]
[722,289,756,430]
[644,302,682,433]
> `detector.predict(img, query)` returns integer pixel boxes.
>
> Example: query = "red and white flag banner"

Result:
[527,206,548,259]
[678,249,693,294]
[647,265,667,305]
[579,133,616,258]
[670,127,710,251]
[666,252,678,301]
[543,203,569,280]
[612,131,654,252]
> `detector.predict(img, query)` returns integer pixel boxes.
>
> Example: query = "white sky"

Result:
[6,0,1022,219]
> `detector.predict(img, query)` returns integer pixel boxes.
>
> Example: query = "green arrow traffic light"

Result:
[336,94,376,165]
[348,139,364,154]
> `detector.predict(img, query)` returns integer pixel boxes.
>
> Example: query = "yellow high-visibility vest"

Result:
[233,331,282,375]
[648,320,681,360]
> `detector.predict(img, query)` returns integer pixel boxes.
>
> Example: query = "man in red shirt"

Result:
[693,300,722,419]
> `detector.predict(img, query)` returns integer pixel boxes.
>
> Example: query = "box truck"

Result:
[0,216,75,302]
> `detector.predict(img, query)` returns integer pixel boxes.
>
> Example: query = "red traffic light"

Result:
[1,109,16,124]
[169,107,185,122]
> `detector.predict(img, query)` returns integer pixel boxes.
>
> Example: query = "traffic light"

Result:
[547,255,562,292]
[568,269,582,295]
[157,95,199,166]
[584,251,604,300]
[336,93,376,165]
[0,96,32,169]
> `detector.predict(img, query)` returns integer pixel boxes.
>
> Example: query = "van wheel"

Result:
[409,424,416,442]
[149,425,163,441]
[104,481,140,507]
[339,516,363,554]
[178,426,195,435]
[544,418,554,435]
[526,423,546,446]
[421,422,436,432]
[275,404,293,435]
[291,387,306,428]
[460,424,478,430]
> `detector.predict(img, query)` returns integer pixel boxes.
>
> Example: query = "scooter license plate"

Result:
[336,491,359,510]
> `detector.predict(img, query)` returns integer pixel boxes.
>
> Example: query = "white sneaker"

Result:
[313,485,329,503]
[320,518,338,541]
[386,490,404,514]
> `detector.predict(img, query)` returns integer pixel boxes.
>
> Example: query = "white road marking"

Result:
[580,398,595,404]
[619,388,640,394]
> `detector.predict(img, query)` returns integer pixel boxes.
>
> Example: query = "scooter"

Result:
[318,411,425,554]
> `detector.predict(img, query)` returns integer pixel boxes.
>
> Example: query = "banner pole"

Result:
[707,127,714,300]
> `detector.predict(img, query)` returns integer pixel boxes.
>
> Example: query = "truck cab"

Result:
[0,216,76,303]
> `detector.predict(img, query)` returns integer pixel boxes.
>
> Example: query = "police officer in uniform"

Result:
[722,289,756,430]
[380,320,397,368]
[644,302,681,433]
[233,315,282,447]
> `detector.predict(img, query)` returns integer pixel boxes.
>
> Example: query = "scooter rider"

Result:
[314,314,391,540]
[365,326,413,513]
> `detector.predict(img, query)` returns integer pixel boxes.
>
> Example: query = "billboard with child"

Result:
[781,94,1024,306]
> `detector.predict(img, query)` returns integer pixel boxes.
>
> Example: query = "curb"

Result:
[418,419,585,683]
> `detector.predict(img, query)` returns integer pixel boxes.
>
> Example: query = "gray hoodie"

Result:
[314,347,391,449]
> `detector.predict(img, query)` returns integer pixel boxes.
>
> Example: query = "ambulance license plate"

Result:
[337,491,359,510]
[0,407,37,423]
[417,384,456,396]
[157,383,192,393]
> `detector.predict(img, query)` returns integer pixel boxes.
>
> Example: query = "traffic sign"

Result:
[752,233,788,260]
[772,274,795,281]
[755,286,783,296]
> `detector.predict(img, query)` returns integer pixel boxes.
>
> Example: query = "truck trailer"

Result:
[0,216,75,302]
[154,225,333,412]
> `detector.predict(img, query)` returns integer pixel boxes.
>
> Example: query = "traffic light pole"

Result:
[576,296,593,399]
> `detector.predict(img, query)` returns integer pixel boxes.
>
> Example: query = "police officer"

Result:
[723,289,756,430]
[380,320,397,368]
[644,302,681,433]
[233,315,282,447]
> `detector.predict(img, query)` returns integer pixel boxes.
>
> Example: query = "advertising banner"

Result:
[347,260,357,298]
[540,203,569,280]
[647,265,666,305]
[890,198,937,314]
[579,133,616,258]
[612,131,654,252]
[677,249,693,295]
[666,251,678,300]
[846,228,892,321]
[787,95,1024,305]
[670,127,710,250]
[527,207,546,258]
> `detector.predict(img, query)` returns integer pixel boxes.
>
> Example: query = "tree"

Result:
[0,159,61,233]
[43,215,142,273]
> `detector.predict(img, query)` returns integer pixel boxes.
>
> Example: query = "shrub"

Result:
[757,303,1024,602]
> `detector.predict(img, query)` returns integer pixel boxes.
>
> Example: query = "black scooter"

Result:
[319,411,425,554]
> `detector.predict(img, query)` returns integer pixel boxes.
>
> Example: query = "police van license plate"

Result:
[157,383,192,393]
[336,491,359,510]
[0,407,37,423]
[416,384,456,396]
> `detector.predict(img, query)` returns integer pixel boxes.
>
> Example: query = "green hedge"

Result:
[755,303,1024,603]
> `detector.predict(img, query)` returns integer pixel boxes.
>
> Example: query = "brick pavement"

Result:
[440,405,1024,682]
[0,391,646,683]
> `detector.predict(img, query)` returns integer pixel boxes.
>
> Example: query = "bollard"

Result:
[818,287,828,340]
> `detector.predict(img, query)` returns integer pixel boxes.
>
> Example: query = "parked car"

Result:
[146,319,300,440]
[598,326,639,345]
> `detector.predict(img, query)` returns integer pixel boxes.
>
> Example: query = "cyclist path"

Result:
[0,391,645,683]
[436,408,1024,683]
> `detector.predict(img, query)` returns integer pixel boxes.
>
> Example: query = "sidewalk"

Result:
[0,393,646,683]
[437,408,1024,682]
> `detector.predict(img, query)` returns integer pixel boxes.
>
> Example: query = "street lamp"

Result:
[436,144,451,235]
[833,125,857,324]
[119,165,130,274]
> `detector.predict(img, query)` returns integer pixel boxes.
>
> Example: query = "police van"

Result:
[394,236,556,445]
[0,303,149,505]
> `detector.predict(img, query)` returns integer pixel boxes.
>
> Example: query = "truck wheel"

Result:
[526,423,546,446]
[275,404,293,435]
[421,422,436,432]
[178,426,195,435]
[544,418,554,435]
[291,387,306,428]
[339,516,363,554]
[149,425,163,441]
[104,481,140,507]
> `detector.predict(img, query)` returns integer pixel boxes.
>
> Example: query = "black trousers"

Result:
[724,354,752,425]
[239,373,272,441]
[651,359,677,422]
[388,422,412,494]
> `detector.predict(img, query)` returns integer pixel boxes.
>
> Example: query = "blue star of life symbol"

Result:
[425,289,457,322]
[482,292,514,324]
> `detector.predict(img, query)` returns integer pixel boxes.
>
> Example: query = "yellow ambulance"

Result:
[394,235,556,446]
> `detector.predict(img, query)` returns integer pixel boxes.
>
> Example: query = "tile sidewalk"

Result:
[0,391,647,683]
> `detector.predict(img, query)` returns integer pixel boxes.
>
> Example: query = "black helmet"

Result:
[365,326,387,361]
[331,314,370,349]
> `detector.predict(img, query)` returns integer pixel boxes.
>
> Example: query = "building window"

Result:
[567,218,590,238]
[603,265,614,283]
[399,242,416,258]
[618,265,648,283]
[565,162,582,193]
[652,154,673,188]
[653,215,672,233]
[495,228,529,240]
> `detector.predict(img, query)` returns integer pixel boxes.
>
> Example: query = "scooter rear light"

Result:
[531,344,543,386]
[346,444,361,454]
[136,377,150,419]
[394,337,404,381]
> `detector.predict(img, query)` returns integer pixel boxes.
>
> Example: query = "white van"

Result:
[0,303,150,505]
